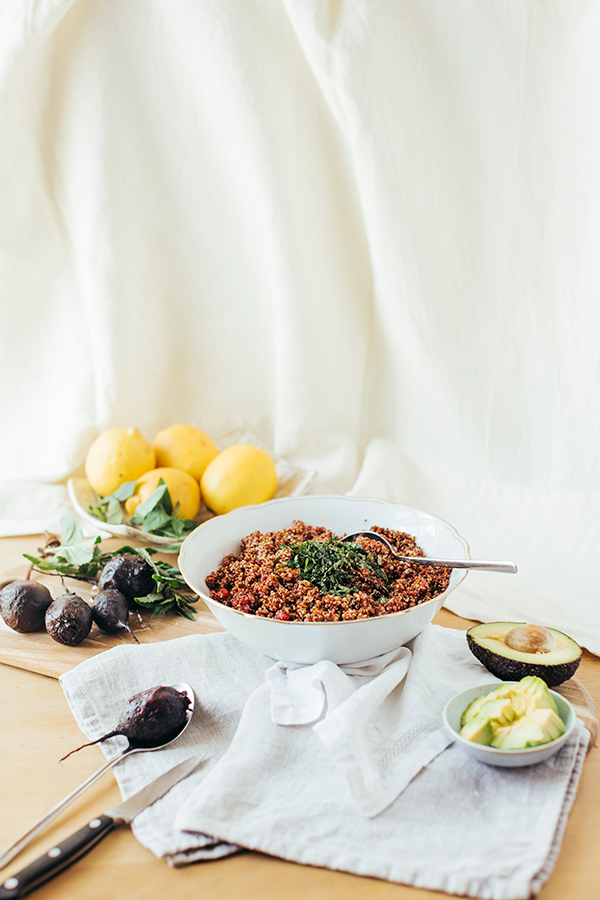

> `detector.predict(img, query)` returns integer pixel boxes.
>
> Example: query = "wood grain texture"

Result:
[555,678,599,748]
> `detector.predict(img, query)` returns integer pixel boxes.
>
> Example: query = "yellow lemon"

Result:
[85,427,156,497]
[125,467,201,519]
[200,444,277,515]
[153,424,218,482]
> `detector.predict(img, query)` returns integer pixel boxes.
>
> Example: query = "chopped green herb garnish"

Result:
[280,538,389,598]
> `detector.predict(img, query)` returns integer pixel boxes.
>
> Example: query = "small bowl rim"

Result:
[443,681,576,755]
[179,494,471,627]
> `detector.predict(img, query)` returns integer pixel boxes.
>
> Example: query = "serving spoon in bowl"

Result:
[0,682,195,870]
[342,532,517,574]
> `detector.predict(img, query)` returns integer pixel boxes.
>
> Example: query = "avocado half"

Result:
[466,622,582,687]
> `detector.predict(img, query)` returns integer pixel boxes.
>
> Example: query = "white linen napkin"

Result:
[266,636,474,817]
[59,626,589,900]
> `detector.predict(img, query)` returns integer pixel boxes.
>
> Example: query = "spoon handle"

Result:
[342,533,517,574]
[0,750,129,870]
[396,556,518,574]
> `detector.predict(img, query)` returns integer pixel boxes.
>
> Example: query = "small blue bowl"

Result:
[442,682,576,767]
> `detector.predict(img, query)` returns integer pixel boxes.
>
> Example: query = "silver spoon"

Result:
[0,682,195,870]
[342,532,517,574]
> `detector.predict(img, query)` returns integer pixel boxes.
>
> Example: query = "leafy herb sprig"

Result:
[23,517,199,619]
[281,538,390,598]
[89,479,198,544]
[127,548,199,619]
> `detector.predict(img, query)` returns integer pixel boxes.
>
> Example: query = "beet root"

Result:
[0,580,53,633]
[98,554,155,606]
[60,685,192,762]
[91,589,139,643]
[45,593,92,646]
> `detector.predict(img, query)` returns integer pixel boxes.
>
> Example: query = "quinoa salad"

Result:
[205,521,451,622]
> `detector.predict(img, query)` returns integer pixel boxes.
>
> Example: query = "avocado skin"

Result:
[0,580,53,632]
[466,633,581,687]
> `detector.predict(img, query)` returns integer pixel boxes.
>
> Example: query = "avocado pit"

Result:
[504,624,556,655]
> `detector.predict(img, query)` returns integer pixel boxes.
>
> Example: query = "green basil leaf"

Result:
[52,536,102,566]
[60,516,84,547]
[148,542,183,554]
[106,481,137,502]
[136,547,162,577]
[132,591,165,607]
[130,483,170,524]
[105,497,124,525]
[141,507,172,533]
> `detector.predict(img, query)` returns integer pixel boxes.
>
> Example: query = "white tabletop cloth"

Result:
[60,625,589,899]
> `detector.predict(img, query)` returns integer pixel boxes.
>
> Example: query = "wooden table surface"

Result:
[1,534,599,900]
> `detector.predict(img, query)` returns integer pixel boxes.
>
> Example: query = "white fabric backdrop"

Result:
[1,1,599,651]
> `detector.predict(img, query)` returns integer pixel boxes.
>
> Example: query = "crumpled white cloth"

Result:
[267,645,452,817]
[266,647,411,725]
[59,625,589,899]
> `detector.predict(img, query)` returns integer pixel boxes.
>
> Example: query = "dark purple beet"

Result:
[60,685,192,761]
[91,589,139,643]
[98,554,155,606]
[0,580,53,632]
[45,593,92,646]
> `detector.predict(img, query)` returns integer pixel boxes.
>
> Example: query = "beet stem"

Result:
[58,730,123,763]
[126,625,140,644]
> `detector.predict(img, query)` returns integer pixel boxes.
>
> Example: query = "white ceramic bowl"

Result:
[442,682,576,767]
[179,495,470,664]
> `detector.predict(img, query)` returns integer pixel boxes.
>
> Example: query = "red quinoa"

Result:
[205,521,450,622]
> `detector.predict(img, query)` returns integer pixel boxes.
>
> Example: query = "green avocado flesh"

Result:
[459,676,566,749]
[466,622,582,687]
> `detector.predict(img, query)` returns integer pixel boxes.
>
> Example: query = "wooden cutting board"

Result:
[0,559,224,679]
[554,678,598,749]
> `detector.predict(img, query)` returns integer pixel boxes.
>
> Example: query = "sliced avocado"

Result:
[476,698,516,727]
[460,716,495,744]
[458,677,566,750]
[490,708,565,749]
[466,622,582,687]
[518,675,559,714]
[460,694,489,727]
[459,698,516,743]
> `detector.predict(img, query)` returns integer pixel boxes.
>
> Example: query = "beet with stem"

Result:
[91,589,140,643]
[60,685,192,762]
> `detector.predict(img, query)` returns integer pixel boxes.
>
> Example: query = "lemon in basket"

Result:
[85,427,156,497]
[200,444,277,515]
[125,467,201,520]
[153,424,218,482]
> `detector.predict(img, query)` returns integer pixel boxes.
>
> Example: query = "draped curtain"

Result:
[1,0,599,650]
